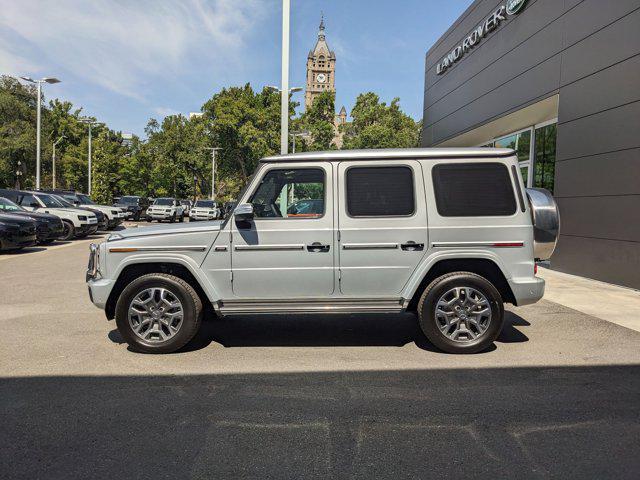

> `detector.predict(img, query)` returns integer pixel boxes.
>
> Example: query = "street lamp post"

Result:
[204,147,222,199]
[52,135,65,190]
[281,0,290,155]
[290,131,309,154]
[267,85,302,154]
[20,76,61,190]
[80,118,102,195]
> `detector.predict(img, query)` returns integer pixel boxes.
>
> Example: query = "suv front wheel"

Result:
[417,272,504,354]
[115,273,202,354]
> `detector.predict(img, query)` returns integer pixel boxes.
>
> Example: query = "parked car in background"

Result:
[0,214,37,252]
[0,189,98,240]
[179,200,192,216]
[87,148,559,354]
[286,199,324,218]
[44,190,124,230]
[189,199,221,221]
[0,197,64,244]
[146,198,185,223]
[222,201,237,219]
[50,194,108,231]
[114,196,149,221]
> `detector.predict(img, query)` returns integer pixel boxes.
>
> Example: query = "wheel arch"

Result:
[105,261,215,320]
[406,257,516,311]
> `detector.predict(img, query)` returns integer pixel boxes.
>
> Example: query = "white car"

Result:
[59,192,125,230]
[188,199,221,221]
[15,191,98,240]
[146,198,186,223]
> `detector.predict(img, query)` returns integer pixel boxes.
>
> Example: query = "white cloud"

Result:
[0,0,267,100]
[153,106,181,117]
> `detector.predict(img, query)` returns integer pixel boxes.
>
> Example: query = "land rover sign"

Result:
[436,0,527,75]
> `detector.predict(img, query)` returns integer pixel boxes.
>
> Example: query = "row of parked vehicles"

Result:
[112,196,229,223]
[0,188,126,253]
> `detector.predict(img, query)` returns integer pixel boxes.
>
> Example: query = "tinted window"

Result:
[346,166,414,217]
[154,198,174,206]
[432,163,517,217]
[19,194,39,207]
[195,200,215,208]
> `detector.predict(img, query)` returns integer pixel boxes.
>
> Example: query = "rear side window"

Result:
[432,163,516,217]
[346,166,415,217]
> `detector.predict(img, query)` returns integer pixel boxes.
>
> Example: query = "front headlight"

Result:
[78,215,87,221]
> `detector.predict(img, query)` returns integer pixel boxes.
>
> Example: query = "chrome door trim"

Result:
[216,297,406,315]
[234,244,305,252]
[342,243,399,250]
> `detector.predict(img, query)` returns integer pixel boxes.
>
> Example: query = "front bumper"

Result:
[0,232,37,250]
[148,212,174,220]
[190,213,217,221]
[509,276,545,306]
[87,278,115,309]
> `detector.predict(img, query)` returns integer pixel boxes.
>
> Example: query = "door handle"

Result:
[307,242,330,253]
[401,241,424,251]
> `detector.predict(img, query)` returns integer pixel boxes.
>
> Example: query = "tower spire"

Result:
[318,13,325,39]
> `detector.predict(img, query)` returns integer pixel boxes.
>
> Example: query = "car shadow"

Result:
[1,246,48,255]
[108,309,530,354]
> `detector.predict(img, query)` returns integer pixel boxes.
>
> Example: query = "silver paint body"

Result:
[87,148,545,314]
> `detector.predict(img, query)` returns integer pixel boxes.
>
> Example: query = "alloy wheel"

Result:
[128,287,184,343]
[435,286,492,342]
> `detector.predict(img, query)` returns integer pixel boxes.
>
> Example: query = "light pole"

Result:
[204,147,222,199]
[80,118,102,195]
[20,76,61,190]
[266,85,302,154]
[52,135,65,189]
[280,0,290,155]
[290,131,308,154]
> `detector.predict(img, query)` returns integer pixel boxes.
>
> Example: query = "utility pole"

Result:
[205,147,222,199]
[52,135,65,189]
[19,76,61,189]
[80,118,101,195]
[280,0,290,155]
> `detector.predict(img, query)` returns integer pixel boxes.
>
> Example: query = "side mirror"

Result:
[234,203,254,220]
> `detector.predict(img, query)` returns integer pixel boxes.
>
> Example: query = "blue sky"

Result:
[0,0,472,137]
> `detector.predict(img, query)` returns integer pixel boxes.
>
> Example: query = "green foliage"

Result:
[0,76,419,203]
[342,92,420,150]
[296,90,337,151]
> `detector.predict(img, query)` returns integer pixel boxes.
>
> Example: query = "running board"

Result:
[216,298,407,315]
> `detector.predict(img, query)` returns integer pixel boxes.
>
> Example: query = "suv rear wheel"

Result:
[417,272,504,354]
[115,273,202,354]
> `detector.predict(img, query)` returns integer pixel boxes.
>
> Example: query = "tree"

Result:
[341,92,419,150]
[296,91,337,151]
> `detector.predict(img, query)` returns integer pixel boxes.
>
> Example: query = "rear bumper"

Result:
[509,276,545,306]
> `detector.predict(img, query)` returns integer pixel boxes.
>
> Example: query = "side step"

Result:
[216,298,407,315]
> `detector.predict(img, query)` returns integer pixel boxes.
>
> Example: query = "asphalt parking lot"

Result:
[1,226,639,479]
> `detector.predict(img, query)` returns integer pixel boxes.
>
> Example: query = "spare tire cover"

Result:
[526,188,560,261]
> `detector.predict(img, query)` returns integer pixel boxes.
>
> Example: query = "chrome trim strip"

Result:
[342,243,399,250]
[234,244,305,251]
[218,298,406,315]
[109,246,207,252]
[431,241,524,248]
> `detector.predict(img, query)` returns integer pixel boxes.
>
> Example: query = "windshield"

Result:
[119,196,139,205]
[37,194,66,208]
[52,195,75,207]
[154,198,174,206]
[195,200,215,208]
[0,197,24,212]
[180,200,191,206]
[77,194,95,204]
[62,194,79,203]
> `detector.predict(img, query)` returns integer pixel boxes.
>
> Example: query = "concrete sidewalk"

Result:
[539,267,640,333]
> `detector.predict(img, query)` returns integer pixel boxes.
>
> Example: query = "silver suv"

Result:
[87,148,559,354]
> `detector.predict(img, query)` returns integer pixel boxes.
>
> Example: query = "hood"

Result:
[44,207,93,216]
[0,213,36,226]
[111,220,224,240]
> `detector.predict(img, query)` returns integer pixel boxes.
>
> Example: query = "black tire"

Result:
[170,213,176,223]
[60,221,75,240]
[134,212,141,221]
[115,273,203,354]
[179,213,184,223]
[417,272,504,354]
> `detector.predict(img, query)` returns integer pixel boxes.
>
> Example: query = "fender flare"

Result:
[402,249,512,301]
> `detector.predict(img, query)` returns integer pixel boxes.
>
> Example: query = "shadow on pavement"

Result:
[108,310,529,354]
[1,365,639,479]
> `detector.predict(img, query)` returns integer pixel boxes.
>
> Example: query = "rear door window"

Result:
[346,166,415,217]
[432,163,516,217]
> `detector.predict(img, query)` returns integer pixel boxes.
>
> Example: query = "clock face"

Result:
[316,73,327,84]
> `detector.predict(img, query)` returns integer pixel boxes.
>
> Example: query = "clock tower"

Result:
[305,16,336,110]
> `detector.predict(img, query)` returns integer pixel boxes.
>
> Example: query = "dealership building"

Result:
[421,0,640,289]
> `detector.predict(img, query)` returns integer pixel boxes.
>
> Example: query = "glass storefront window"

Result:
[534,123,557,194]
